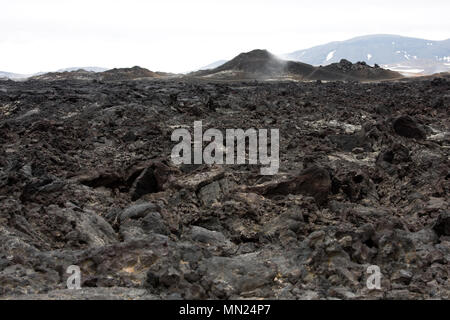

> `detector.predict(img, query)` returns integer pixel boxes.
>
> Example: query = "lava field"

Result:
[0,77,449,299]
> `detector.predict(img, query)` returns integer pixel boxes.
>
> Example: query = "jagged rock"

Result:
[329,133,367,152]
[391,270,413,284]
[130,167,158,200]
[118,202,168,240]
[142,212,170,235]
[77,172,124,189]
[377,143,411,164]
[187,226,234,253]
[119,202,160,222]
[337,59,353,71]
[393,116,426,139]
[197,177,235,207]
[249,166,331,204]
[198,252,277,298]
[433,212,450,237]
[198,181,222,207]
[173,167,225,191]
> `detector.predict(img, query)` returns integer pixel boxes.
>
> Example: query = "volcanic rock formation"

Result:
[193,49,401,81]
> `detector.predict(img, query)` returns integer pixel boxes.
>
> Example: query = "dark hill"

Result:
[30,66,161,81]
[193,49,402,81]
[309,59,402,81]
[195,49,314,79]
[99,66,160,81]
[215,49,308,75]
[30,69,97,81]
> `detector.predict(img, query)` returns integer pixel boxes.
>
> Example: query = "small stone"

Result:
[120,202,159,222]
[391,270,413,284]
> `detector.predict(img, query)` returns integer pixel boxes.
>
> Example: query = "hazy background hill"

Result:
[0,67,108,80]
[0,71,31,80]
[56,67,109,73]
[284,34,450,75]
[197,60,228,71]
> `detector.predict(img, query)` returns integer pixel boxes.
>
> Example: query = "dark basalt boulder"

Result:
[433,212,450,237]
[377,143,411,165]
[393,116,426,139]
[129,162,174,201]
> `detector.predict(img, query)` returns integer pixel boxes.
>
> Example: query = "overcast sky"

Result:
[1,0,449,74]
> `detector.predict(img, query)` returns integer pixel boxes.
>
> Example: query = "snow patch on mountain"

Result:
[388,67,424,74]
[326,50,336,62]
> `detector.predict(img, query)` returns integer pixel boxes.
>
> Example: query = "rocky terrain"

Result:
[0,75,449,300]
[193,50,401,81]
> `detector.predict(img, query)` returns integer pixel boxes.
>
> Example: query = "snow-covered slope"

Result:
[0,71,30,80]
[197,60,228,71]
[0,67,109,80]
[56,67,109,73]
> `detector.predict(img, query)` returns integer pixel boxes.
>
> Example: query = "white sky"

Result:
[1,0,449,74]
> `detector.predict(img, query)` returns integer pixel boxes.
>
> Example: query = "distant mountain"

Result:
[30,70,97,81]
[56,67,109,73]
[284,34,450,76]
[30,66,161,81]
[192,49,401,81]
[197,60,228,71]
[0,71,30,80]
[0,67,108,80]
